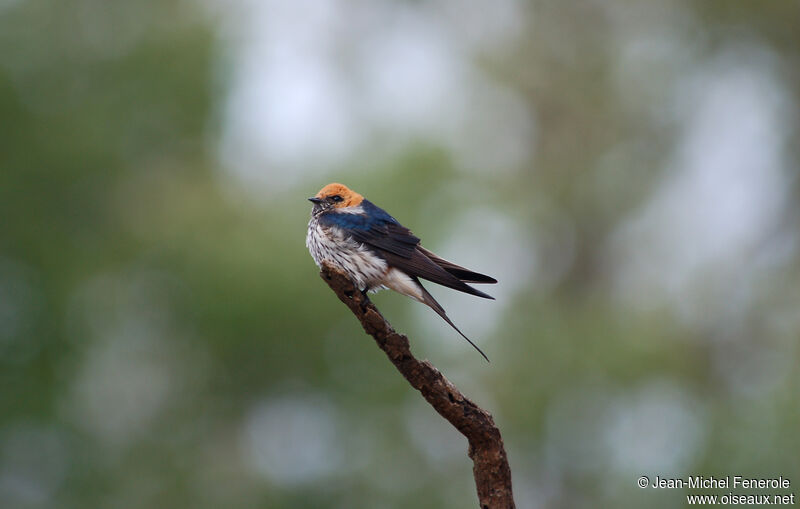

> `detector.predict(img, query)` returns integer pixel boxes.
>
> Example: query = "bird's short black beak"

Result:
[308,197,323,204]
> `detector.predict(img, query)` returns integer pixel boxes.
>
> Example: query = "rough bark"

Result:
[320,264,515,509]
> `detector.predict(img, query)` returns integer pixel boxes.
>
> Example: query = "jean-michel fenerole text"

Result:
[651,476,791,490]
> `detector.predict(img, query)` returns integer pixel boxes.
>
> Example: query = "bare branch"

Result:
[320,264,515,509]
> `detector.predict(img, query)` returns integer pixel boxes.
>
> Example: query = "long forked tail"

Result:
[418,281,490,362]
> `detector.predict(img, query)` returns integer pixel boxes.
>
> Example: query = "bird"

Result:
[306,183,497,361]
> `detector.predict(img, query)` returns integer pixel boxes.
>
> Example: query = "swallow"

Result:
[306,183,497,361]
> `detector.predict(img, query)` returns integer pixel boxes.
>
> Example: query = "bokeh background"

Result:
[2,1,799,508]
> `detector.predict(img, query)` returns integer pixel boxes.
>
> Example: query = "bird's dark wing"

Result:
[416,246,497,284]
[319,200,419,258]
[321,200,495,299]
[380,249,495,299]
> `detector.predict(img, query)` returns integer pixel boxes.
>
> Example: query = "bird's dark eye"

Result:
[330,195,344,202]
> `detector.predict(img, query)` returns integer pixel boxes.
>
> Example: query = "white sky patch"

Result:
[711,335,795,401]
[603,379,706,476]
[206,0,530,195]
[403,396,466,469]
[544,384,616,476]
[446,75,535,175]
[432,0,524,53]
[242,394,343,485]
[61,270,190,447]
[213,0,354,191]
[544,379,705,478]
[358,6,464,132]
[0,424,69,507]
[607,45,794,324]
[66,333,174,445]
[605,0,700,118]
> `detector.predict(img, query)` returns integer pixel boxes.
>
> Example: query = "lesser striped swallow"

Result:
[306,183,497,361]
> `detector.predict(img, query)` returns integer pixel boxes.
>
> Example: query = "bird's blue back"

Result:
[319,200,398,231]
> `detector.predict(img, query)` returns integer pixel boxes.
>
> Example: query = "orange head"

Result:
[308,183,364,212]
